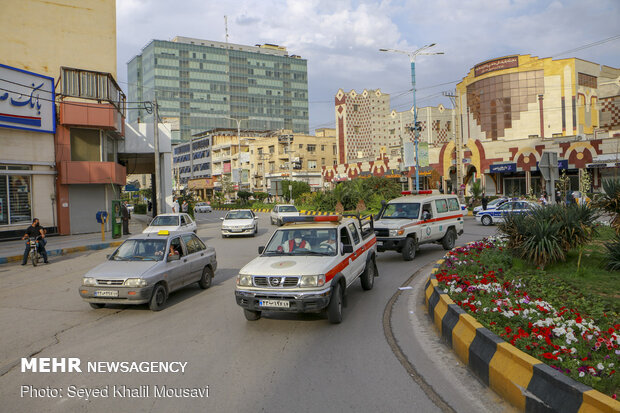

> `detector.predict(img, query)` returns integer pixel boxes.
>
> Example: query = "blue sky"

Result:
[116,0,620,133]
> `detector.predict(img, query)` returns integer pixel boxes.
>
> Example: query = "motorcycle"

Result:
[27,236,42,266]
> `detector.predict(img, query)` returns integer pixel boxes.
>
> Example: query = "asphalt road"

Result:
[0,211,507,413]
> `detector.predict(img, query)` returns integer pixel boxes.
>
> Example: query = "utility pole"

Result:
[443,90,463,200]
[288,134,293,202]
[153,97,162,215]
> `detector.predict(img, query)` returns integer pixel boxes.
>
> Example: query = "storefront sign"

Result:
[474,56,518,77]
[489,163,517,173]
[0,64,55,133]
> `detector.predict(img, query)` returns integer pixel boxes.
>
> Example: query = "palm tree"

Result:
[594,178,620,233]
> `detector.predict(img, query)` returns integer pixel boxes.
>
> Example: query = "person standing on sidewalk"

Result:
[181,200,188,213]
[172,197,179,213]
[21,218,48,265]
[481,195,488,211]
[121,201,131,235]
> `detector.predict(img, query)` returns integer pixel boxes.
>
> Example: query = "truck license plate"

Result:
[259,299,290,308]
[94,290,119,297]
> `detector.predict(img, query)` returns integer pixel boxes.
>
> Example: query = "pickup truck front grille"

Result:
[374,229,389,237]
[253,276,299,288]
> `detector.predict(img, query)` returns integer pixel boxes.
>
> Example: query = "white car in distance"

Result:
[143,213,197,234]
[271,204,300,226]
[221,209,258,237]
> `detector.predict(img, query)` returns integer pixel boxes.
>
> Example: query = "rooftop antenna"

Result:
[224,15,229,45]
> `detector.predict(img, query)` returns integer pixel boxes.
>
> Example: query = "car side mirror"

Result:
[342,245,353,254]
[167,254,180,261]
[258,246,265,254]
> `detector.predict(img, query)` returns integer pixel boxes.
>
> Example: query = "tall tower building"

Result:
[128,37,309,142]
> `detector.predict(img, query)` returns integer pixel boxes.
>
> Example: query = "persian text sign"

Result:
[0,64,55,133]
[474,56,518,77]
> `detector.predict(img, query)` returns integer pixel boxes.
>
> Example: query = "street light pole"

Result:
[221,116,247,193]
[380,44,444,191]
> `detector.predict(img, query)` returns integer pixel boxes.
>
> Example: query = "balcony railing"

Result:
[58,67,126,118]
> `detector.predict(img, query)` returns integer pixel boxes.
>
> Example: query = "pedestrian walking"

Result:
[172,197,179,213]
[481,195,488,211]
[182,200,189,213]
[121,201,131,235]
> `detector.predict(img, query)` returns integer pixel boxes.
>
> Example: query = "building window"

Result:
[269,145,275,154]
[578,73,597,88]
[105,135,115,162]
[353,126,359,133]
[333,145,337,155]
[307,144,316,152]
[308,160,317,169]
[353,104,358,112]
[321,145,325,151]
[70,128,101,161]
[389,129,395,135]
[321,158,326,165]
[299,144,303,149]
[0,165,32,226]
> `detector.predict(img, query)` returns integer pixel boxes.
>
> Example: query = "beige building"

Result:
[0,0,123,238]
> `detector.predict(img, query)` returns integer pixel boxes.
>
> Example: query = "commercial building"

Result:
[176,129,337,199]
[325,56,620,197]
[127,37,309,142]
[0,0,126,237]
[441,55,620,196]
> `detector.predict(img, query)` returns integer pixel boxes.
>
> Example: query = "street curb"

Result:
[212,207,336,215]
[0,241,124,265]
[425,258,620,412]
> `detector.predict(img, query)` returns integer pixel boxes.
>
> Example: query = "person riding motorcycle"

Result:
[21,218,49,265]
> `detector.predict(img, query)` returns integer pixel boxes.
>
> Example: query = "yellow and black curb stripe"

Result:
[212,207,336,216]
[425,259,620,412]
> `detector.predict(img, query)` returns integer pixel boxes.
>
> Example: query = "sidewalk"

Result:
[0,215,151,265]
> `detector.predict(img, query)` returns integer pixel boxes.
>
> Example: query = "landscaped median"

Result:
[425,238,620,412]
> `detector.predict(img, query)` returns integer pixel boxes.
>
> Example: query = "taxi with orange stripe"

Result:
[374,190,464,261]
[234,214,378,324]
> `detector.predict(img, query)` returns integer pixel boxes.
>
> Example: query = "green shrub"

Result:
[133,204,147,214]
[519,219,565,269]
[605,234,620,271]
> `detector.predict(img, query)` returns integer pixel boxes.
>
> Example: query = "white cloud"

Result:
[116,0,620,131]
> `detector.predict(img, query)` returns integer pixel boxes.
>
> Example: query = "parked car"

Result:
[270,204,300,226]
[194,202,212,213]
[78,231,217,311]
[475,200,538,226]
[473,197,509,214]
[143,213,197,234]
[221,209,258,237]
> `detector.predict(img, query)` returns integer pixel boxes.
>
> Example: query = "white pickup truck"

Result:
[235,214,378,323]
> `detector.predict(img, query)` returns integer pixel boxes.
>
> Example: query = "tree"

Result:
[253,192,268,202]
[281,180,311,202]
[237,190,252,204]
[469,179,483,205]
[219,175,234,200]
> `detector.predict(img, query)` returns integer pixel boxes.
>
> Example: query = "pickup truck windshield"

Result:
[150,216,180,226]
[380,203,420,219]
[264,228,337,256]
[111,239,167,261]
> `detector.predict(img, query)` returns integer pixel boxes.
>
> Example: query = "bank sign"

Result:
[0,63,55,133]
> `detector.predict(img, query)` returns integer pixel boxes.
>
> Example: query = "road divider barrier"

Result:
[425,258,620,413]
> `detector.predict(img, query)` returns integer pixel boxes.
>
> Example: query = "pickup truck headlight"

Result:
[237,274,252,287]
[83,277,97,286]
[124,278,147,287]
[300,274,325,288]
[389,229,405,237]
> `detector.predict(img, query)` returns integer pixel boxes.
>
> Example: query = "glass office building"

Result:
[128,37,309,142]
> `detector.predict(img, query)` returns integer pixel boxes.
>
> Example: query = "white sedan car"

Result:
[143,213,197,234]
[194,202,212,213]
[221,209,258,237]
[270,204,300,226]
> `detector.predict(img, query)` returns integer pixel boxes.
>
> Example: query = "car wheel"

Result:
[89,303,105,309]
[402,237,417,261]
[441,228,456,250]
[149,284,167,311]
[254,225,258,236]
[360,257,377,291]
[270,218,275,225]
[327,282,343,324]
[244,309,261,321]
[198,266,213,289]
[221,234,227,238]
[481,215,492,226]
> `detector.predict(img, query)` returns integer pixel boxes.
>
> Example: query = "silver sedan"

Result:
[79,231,217,311]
